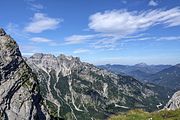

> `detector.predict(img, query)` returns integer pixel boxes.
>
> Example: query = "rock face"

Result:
[26,53,171,120]
[164,91,180,110]
[0,28,50,120]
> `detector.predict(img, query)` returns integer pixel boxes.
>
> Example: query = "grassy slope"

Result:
[109,109,180,120]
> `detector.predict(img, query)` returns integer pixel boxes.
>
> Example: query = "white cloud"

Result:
[73,48,90,54]
[123,35,180,42]
[89,7,180,36]
[91,36,118,50]
[148,0,158,6]
[64,33,119,50]
[157,36,180,41]
[92,43,117,50]
[65,34,97,44]
[64,8,180,51]
[30,37,61,46]
[30,37,53,43]
[64,34,118,49]
[25,13,63,33]
[85,7,180,49]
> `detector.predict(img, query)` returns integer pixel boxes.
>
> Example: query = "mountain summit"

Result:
[134,63,148,67]
[0,28,6,36]
[0,28,50,120]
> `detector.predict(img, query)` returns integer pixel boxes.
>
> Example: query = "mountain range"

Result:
[99,63,180,90]
[98,63,172,82]
[149,64,180,90]
[25,53,174,120]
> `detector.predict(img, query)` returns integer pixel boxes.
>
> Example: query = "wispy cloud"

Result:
[25,0,44,11]
[157,36,180,41]
[73,48,90,54]
[30,37,53,43]
[89,7,180,48]
[148,0,158,6]
[89,7,180,35]
[91,35,119,50]
[29,3,44,11]
[29,37,61,46]
[25,13,63,33]
[65,34,97,44]
[123,35,180,42]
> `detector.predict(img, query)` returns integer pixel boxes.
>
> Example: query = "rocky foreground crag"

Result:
[0,28,50,120]
[164,90,180,110]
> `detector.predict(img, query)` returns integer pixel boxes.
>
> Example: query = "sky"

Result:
[0,0,180,65]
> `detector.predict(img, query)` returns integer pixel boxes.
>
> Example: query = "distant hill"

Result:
[98,63,172,82]
[148,64,180,90]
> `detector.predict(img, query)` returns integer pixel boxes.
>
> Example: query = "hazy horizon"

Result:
[22,52,178,66]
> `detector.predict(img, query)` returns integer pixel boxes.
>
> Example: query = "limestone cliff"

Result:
[0,28,50,120]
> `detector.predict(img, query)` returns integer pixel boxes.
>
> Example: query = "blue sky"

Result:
[0,0,180,65]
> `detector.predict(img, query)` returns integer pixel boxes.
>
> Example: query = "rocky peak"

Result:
[0,28,6,36]
[58,54,80,61]
[29,53,80,63]
[30,53,44,59]
[30,53,57,59]
[134,62,148,67]
[0,29,22,82]
[27,53,82,75]
[175,63,180,68]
